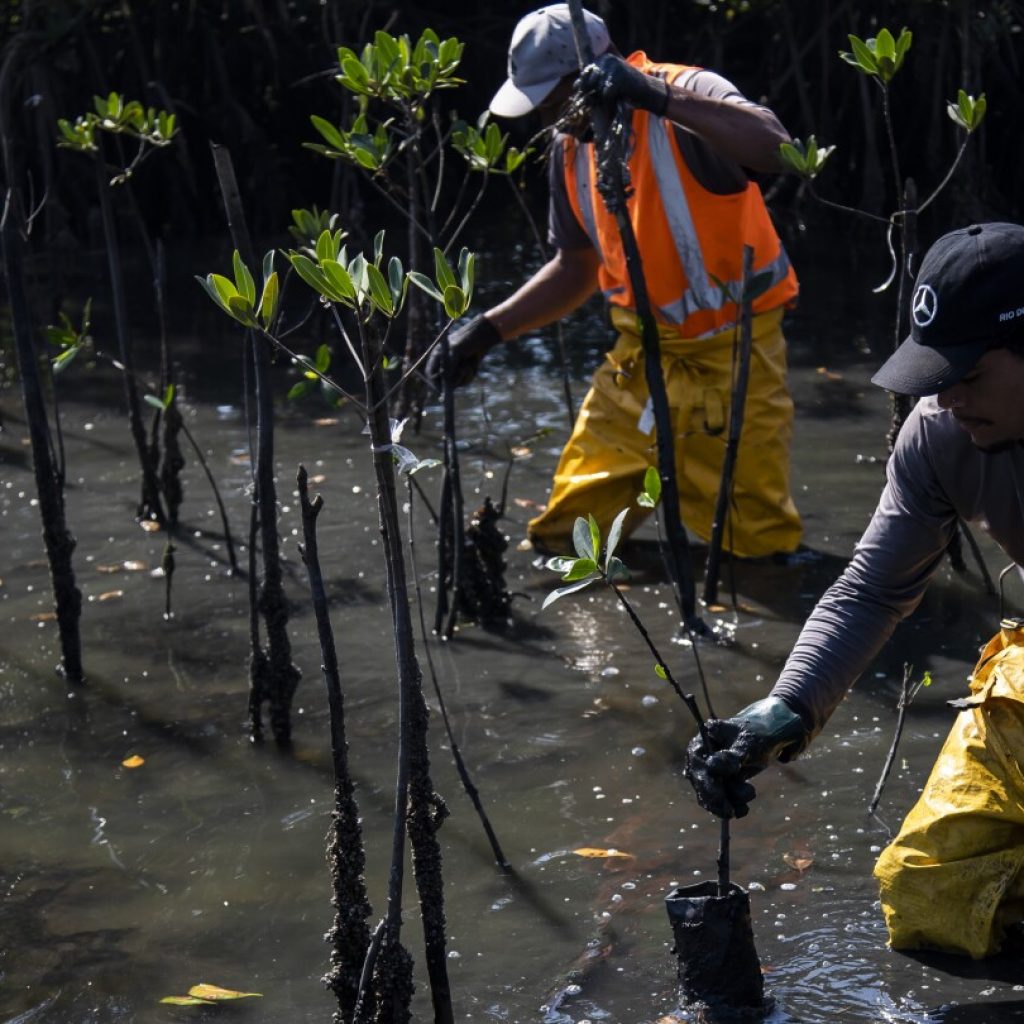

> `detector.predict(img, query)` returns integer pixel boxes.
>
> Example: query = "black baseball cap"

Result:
[872,222,1024,396]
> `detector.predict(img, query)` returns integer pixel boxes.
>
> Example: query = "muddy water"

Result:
[1,255,1021,1023]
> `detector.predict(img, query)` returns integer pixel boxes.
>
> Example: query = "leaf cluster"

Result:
[287,229,409,319]
[778,135,836,181]
[57,92,176,154]
[947,89,986,133]
[334,29,464,108]
[840,28,913,84]
[306,112,393,172]
[288,207,346,252]
[450,119,528,175]
[407,247,474,320]
[197,251,280,330]
[47,301,92,375]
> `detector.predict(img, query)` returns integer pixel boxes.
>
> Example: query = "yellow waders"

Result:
[874,621,1024,958]
[528,306,802,559]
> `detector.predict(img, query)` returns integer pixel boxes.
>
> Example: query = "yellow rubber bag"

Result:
[874,620,1024,958]
[527,306,802,558]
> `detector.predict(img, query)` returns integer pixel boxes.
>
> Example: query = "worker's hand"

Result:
[576,53,670,116]
[427,314,502,391]
[684,697,810,819]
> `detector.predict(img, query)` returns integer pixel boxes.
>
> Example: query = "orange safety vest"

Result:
[563,51,799,338]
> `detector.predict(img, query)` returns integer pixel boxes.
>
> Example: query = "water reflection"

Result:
[1,246,1018,1021]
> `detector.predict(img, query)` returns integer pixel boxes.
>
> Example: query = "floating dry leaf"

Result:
[30,612,57,622]
[122,560,148,572]
[513,497,545,510]
[98,590,124,602]
[511,446,532,458]
[816,366,843,381]
[707,602,727,613]
[229,451,251,466]
[96,564,123,574]
[310,474,327,484]
[122,755,145,768]
[188,983,262,1001]
[314,417,339,427]
[572,847,635,860]
[159,996,213,1005]
[783,852,814,872]
[139,519,161,533]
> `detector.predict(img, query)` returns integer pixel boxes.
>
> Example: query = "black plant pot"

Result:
[665,881,765,1020]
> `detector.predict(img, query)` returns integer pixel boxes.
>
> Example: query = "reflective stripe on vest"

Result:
[568,88,796,331]
[573,143,626,301]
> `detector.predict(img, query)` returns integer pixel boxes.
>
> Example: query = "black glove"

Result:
[575,53,670,116]
[684,697,810,819]
[427,314,501,391]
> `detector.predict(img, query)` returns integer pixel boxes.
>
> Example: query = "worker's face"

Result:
[537,74,578,127]
[935,348,1024,449]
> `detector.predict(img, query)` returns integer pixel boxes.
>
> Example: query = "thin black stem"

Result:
[407,483,511,871]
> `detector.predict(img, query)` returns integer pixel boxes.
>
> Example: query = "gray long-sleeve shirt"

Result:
[771,397,1024,734]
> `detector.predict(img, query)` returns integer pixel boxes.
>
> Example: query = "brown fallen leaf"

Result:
[122,560,148,572]
[159,996,213,1005]
[783,851,814,872]
[30,612,57,622]
[139,519,161,533]
[512,497,546,511]
[816,366,843,381]
[310,474,327,484]
[572,847,635,860]
[511,446,533,458]
[229,451,251,466]
[98,590,124,602]
[314,417,339,427]
[122,755,145,768]
[188,983,262,1001]
[96,564,123,574]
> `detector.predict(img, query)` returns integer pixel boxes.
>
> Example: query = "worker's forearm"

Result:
[484,249,600,341]
[664,88,791,173]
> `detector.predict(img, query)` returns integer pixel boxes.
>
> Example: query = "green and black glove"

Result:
[427,314,502,391]
[576,53,670,116]
[684,696,810,819]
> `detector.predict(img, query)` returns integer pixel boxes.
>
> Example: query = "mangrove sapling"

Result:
[1,194,84,684]
[55,94,179,526]
[201,234,472,1021]
[295,465,374,1022]
[210,143,302,748]
[308,27,526,637]
[564,0,701,631]
[544,512,771,1016]
[868,664,934,824]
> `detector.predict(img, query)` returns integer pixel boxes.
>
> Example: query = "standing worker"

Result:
[685,222,1024,958]
[436,3,802,558]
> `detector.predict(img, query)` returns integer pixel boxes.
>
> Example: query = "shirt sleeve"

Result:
[547,134,593,251]
[770,406,958,734]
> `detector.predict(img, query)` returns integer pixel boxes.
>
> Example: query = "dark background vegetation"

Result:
[1,0,1022,350]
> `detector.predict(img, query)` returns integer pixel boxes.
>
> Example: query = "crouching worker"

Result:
[685,222,1024,959]
[431,3,802,558]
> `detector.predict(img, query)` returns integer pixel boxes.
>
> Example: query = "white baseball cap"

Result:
[489,4,611,118]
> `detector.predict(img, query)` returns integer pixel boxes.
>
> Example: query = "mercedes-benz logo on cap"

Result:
[911,284,938,327]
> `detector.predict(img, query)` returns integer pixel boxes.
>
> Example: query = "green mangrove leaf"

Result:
[433,247,457,292]
[407,271,444,304]
[654,663,668,680]
[287,380,309,400]
[366,261,394,316]
[232,251,256,306]
[257,271,279,329]
[541,574,601,610]
[605,508,629,566]
[606,555,630,583]
[442,284,466,319]
[561,557,597,582]
[572,516,596,561]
